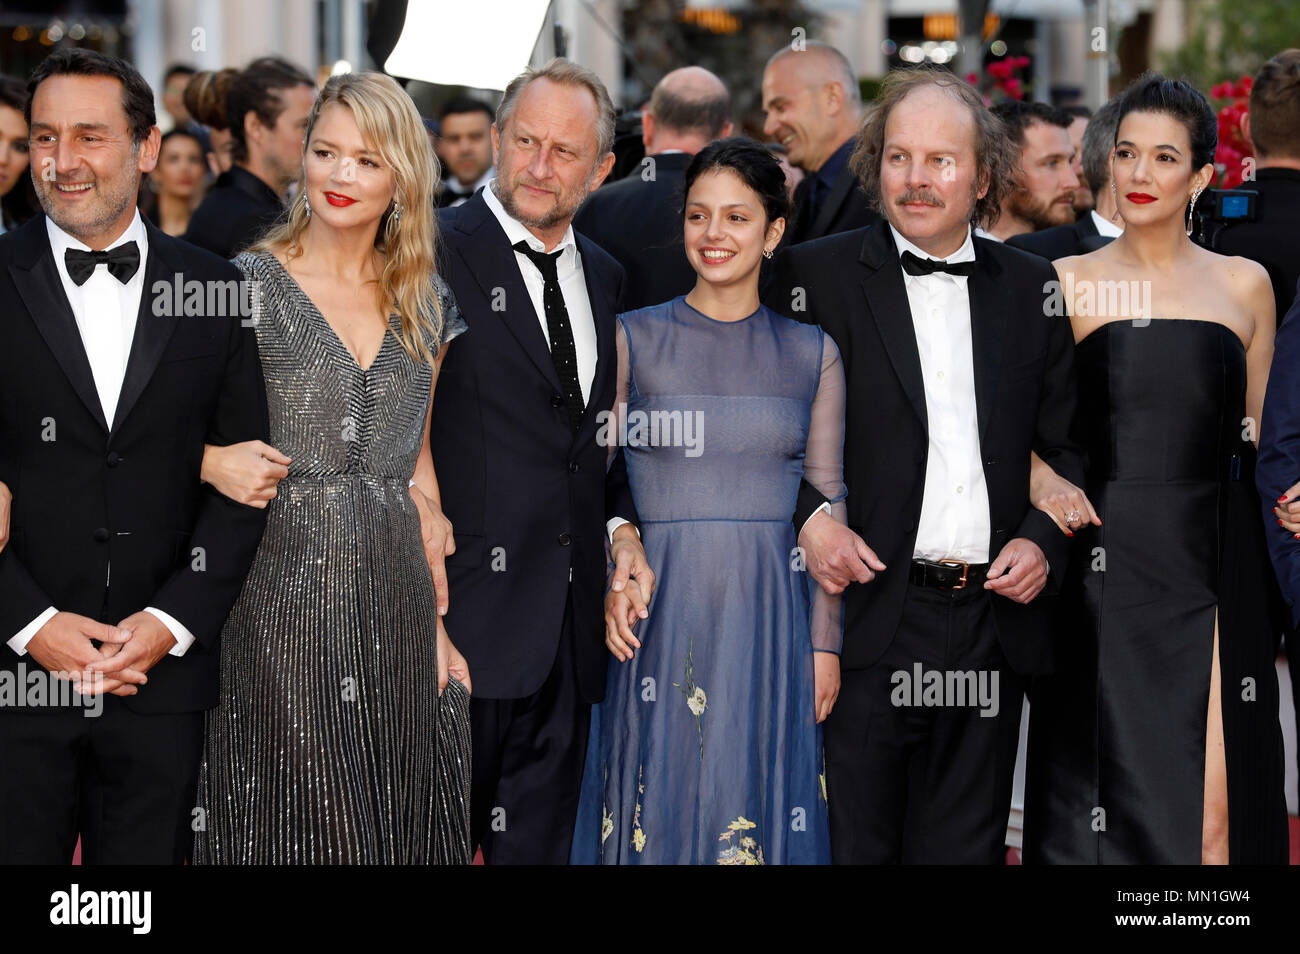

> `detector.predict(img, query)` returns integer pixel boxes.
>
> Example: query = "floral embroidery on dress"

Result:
[631,764,647,853]
[717,816,764,865]
[672,637,706,759]
[601,765,614,846]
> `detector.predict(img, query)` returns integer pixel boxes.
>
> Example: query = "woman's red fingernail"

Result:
[1282,495,1290,502]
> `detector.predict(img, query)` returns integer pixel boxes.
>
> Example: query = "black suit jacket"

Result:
[1208,168,1300,325]
[433,192,638,702]
[1006,213,1102,260]
[573,152,696,311]
[787,158,881,246]
[0,215,270,713]
[765,222,1083,675]
[183,165,284,260]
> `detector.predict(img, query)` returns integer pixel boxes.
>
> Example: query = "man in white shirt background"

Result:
[0,49,268,864]
[1008,98,1125,261]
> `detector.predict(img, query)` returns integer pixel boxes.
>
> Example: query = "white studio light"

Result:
[331,59,353,76]
[384,0,552,90]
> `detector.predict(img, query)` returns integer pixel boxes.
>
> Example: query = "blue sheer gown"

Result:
[570,295,847,865]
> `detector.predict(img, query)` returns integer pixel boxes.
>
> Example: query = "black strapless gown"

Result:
[1024,319,1289,864]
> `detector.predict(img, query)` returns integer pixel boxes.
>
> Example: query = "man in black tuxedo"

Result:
[434,97,495,209]
[762,41,880,245]
[1008,98,1124,259]
[1222,49,1300,789]
[1211,50,1300,328]
[0,49,268,863]
[766,67,1083,864]
[431,58,652,865]
[574,66,731,310]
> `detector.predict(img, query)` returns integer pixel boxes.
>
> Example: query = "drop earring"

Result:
[763,247,773,260]
[1185,186,1202,237]
[1110,180,1121,223]
[303,193,312,220]
[392,204,402,224]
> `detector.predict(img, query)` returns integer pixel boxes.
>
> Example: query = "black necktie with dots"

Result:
[513,240,584,433]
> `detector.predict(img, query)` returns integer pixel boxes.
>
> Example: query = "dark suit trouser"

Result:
[469,588,591,864]
[824,583,1026,864]
[0,693,204,864]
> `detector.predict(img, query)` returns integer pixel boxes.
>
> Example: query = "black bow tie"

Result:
[900,249,977,278]
[64,242,141,286]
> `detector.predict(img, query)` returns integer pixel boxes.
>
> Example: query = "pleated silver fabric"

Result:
[192,250,470,865]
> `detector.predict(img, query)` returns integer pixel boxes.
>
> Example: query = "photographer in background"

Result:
[1203,49,1300,324]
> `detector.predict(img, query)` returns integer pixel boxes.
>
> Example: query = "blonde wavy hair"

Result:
[254,71,443,364]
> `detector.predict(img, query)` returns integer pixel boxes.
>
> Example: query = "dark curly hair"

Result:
[681,136,790,226]
[850,65,1017,230]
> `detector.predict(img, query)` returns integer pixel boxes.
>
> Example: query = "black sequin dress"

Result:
[193,250,470,864]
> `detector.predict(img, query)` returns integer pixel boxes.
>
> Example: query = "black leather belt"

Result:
[909,558,990,590]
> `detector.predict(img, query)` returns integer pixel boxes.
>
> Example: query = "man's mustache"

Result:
[896,190,943,207]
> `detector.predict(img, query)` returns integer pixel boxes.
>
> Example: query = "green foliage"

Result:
[1159,0,1300,90]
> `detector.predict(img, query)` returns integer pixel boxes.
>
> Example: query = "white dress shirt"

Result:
[1090,208,1124,238]
[891,224,992,563]
[7,212,196,658]
[480,180,635,548]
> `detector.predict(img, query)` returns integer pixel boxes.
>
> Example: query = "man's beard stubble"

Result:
[36,169,140,243]
[493,165,597,231]
[1009,186,1075,231]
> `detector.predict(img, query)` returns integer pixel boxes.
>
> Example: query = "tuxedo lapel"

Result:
[7,216,109,432]
[858,224,928,432]
[110,221,182,439]
[967,239,1007,445]
[808,163,855,239]
[448,194,563,394]
[577,234,616,440]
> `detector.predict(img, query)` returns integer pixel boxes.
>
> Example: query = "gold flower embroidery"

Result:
[672,637,706,760]
[717,816,764,865]
[631,764,647,853]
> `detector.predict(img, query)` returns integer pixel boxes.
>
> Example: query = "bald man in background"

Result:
[762,41,879,245]
[574,66,732,310]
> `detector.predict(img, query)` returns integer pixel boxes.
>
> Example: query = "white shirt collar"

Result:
[46,208,148,263]
[972,226,1003,244]
[483,178,577,260]
[1090,208,1124,238]
[889,222,976,274]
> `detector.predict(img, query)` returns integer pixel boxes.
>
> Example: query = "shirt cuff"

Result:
[607,517,638,544]
[144,607,196,657]
[798,501,833,536]
[8,606,57,656]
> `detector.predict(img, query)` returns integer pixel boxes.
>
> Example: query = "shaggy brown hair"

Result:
[850,66,1017,229]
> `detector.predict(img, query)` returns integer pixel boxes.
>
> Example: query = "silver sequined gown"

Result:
[192,250,470,864]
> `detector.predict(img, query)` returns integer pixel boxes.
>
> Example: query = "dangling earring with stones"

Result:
[1185,186,1203,237]
[392,204,402,224]
[1109,180,1122,223]
[303,192,312,220]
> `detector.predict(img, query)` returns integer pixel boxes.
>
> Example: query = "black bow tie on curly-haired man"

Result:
[764,70,1083,865]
